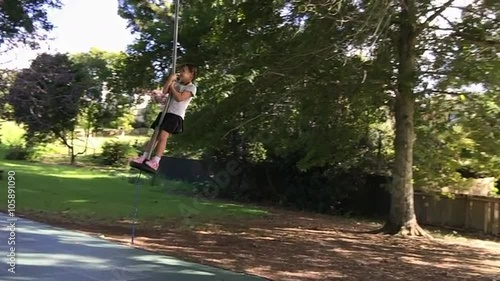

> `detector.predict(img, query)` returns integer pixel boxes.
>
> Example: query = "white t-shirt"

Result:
[167,82,197,119]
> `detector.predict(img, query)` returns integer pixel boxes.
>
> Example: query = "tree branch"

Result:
[457,33,500,47]
[418,0,455,34]
[448,4,488,18]
[52,129,72,149]
[420,71,449,76]
[420,89,466,97]
[438,14,455,28]
[222,113,266,139]
[426,26,455,31]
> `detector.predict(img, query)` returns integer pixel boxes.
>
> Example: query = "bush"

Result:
[5,144,32,160]
[131,139,148,153]
[202,142,392,217]
[99,141,137,167]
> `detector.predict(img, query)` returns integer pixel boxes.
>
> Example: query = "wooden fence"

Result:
[415,192,500,235]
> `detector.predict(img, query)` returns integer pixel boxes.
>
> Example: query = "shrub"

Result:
[131,139,148,153]
[99,141,137,167]
[5,144,32,160]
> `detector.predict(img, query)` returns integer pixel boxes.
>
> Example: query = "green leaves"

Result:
[115,0,394,172]
[70,48,136,131]
[5,53,87,144]
[413,0,500,189]
[115,0,499,193]
[118,0,178,86]
[0,0,62,48]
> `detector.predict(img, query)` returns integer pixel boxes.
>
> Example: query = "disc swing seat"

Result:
[129,0,181,175]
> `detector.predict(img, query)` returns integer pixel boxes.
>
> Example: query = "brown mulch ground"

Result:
[19,208,500,281]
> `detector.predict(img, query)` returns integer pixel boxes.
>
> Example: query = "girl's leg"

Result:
[131,133,159,163]
[154,130,169,157]
[144,130,169,170]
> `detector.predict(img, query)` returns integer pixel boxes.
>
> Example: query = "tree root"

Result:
[397,222,433,239]
[371,221,433,239]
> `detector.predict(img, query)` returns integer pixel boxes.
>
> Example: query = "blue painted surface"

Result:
[0,213,266,281]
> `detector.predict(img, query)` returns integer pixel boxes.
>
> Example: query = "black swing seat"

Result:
[129,161,157,175]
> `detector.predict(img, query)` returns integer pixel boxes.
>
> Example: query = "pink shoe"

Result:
[130,155,146,164]
[144,160,159,171]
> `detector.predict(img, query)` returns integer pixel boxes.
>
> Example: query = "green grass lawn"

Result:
[0,152,268,229]
[0,120,267,228]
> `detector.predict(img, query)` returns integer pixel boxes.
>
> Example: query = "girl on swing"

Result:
[130,64,198,171]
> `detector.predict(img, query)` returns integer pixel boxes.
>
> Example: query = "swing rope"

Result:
[129,0,180,245]
[145,0,180,160]
[130,170,142,244]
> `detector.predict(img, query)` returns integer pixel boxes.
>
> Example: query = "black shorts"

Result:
[150,112,183,134]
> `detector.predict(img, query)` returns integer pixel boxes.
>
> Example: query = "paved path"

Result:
[0,213,266,281]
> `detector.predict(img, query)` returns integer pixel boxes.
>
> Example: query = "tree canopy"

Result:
[5,53,88,150]
[0,0,497,237]
[114,0,499,236]
[0,0,62,49]
[70,48,136,131]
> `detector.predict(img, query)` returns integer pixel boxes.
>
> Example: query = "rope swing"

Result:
[129,0,181,244]
[129,0,180,174]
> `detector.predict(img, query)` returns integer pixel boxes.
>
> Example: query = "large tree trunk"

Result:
[382,0,431,238]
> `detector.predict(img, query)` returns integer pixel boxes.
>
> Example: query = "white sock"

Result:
[152,156,161,163]
[141,152,148,158]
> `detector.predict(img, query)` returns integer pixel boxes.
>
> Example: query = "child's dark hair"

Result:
[181,63,197,81]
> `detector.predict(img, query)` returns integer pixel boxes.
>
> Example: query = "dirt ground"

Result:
[20,208,500,281]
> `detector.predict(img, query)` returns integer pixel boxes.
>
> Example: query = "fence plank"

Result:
[465,196,470,229]
[493,202,499,235]
[484,202,490,233]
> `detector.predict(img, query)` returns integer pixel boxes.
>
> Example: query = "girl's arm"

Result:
[151,89,167,104]
[162,80,174,95]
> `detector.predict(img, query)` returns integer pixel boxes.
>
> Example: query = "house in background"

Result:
[131,93,152,125]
